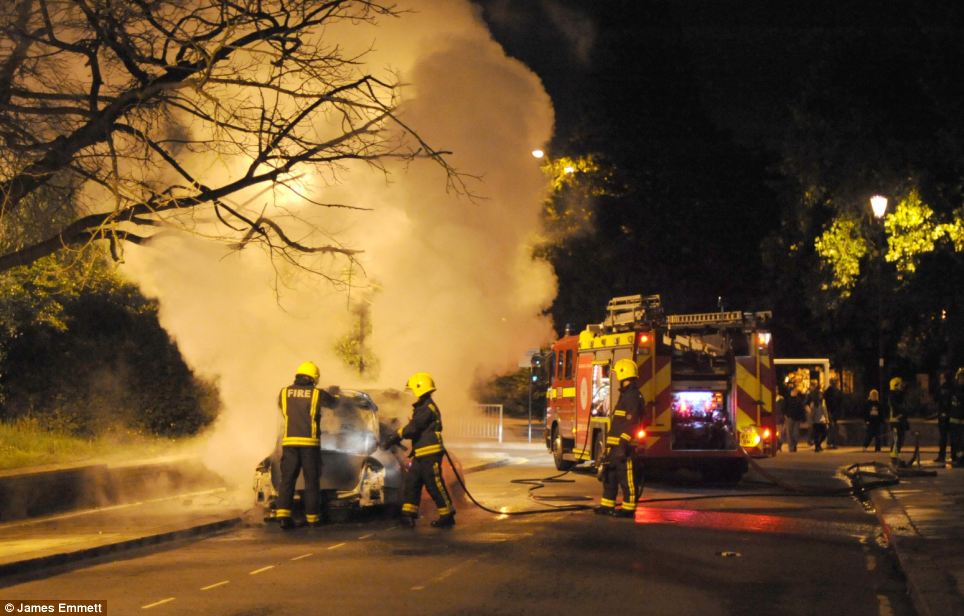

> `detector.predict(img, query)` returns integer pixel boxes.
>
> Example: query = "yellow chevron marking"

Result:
[735,362,773,413]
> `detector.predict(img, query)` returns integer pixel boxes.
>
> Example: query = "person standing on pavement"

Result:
[824,377,843,449]
[888,377,910,455]
[810,392,829,452]
[806,380,821,446]
[863,389,884,452]
[276,361,337,530]
[784,385,807,452]
[935,371,953,463]
[950,368,964,467]
[596,358,644,518]
[384,372,456,528]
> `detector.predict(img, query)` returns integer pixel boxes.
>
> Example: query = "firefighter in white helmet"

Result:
[275,361,336,530]
[382,372,456,528]
[596,358,645,518]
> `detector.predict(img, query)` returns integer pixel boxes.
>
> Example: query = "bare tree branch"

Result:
[0,0,467,277]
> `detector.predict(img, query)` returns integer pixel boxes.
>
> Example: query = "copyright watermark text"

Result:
[3,601,105,614]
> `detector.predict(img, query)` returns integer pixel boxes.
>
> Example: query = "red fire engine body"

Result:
[544,295,777,482]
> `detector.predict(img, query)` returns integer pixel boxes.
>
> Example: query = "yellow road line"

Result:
[200,581,229,591]
[290,553,313,561]
[327,542,346,550]
[142,597,175,609]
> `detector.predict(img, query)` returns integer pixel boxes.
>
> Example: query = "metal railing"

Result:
[445,404,504,443]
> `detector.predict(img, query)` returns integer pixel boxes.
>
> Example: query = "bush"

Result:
[0,255,219,438]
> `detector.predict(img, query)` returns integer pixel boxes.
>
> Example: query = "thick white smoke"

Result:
[122,0,556,484]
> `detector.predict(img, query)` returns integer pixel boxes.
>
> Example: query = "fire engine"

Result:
[544,294,777,482]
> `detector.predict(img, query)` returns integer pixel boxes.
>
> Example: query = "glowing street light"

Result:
[871,195,888,218]
[531,149,545,159]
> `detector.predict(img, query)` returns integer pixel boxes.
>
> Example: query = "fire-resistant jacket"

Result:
[278,381,335,447]
[401,394,444,458]
[606,377,644,459]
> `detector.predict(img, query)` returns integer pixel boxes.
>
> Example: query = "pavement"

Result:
[1,422,962,616]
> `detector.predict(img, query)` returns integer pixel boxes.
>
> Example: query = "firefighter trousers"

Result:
[276,445,322,524]
[401,453,454,518]
[600,457,639,512]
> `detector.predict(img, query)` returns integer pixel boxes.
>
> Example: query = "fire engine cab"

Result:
[544,294,777,482]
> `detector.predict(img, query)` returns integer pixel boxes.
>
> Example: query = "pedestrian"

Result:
[824,377,842,449]
[774,391,786,452]
[384,372,456,528]
[950,368,964,467]
[888,377,910,455]
[863,389,884,452]
[596,358,644,518]
[784,385,807,453]
[935,371,953,463]
[806,380,820,446]
[810,392,829,452]
[275,361,337,530]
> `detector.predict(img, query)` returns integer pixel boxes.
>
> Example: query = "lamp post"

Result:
[870,195,888,403]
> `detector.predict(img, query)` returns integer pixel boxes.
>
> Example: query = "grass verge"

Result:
[0,417,177,471]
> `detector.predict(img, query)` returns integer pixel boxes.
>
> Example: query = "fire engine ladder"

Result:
[603,294,662,331]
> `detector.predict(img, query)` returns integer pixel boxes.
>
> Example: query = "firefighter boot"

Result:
[399,514,417,529]
[278,517,295,531]
[594,506,614,516]
[614,509,636,519]
[431,513,455,528]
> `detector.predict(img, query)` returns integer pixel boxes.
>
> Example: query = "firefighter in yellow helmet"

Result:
[383,372,455,528]
[596,358,645,519]
[275,361,336,530]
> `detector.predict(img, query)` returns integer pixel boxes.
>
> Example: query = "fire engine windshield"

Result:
[670,390,733,450]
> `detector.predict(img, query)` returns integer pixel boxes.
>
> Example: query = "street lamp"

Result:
[871,195,888,406]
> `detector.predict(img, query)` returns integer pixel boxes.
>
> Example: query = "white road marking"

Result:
[411,557,481,591]
[201,581,230,591]
[327,542,346,550]
[142,597,175,609]
[290,553,314,561]
[358,533,374,540]
[249,565,275,575]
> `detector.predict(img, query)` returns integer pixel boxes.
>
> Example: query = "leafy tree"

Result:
[0,254,219,436]
[0,0,457,276]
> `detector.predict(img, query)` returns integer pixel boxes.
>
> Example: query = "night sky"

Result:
[472,1,964,359]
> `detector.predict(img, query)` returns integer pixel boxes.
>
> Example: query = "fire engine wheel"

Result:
[552,428,574,471]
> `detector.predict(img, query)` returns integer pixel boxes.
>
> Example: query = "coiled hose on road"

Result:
[444,444,905,518]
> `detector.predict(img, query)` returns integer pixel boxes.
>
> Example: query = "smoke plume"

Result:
[121,0,556,485]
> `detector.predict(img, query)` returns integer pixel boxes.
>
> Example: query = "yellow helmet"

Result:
[613,358,638,382]
[296,361,320,381]
[889,376,903,391]
[406,372,436,398]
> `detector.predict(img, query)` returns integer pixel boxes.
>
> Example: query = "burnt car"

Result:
[254,389,408,522]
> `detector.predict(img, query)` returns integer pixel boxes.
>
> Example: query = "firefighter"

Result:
[384,372,456,528]
[888,376,910,456]
[596,358,644,519]
[275,361,336,530]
